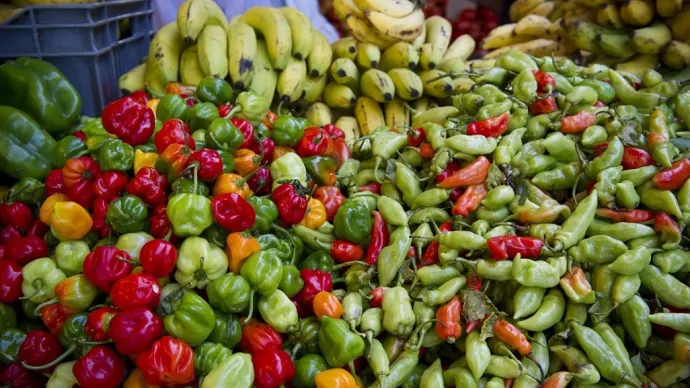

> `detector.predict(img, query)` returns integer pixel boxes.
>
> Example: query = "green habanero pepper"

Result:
[272,115,305,147]
[0,106,56,181]
[99,138,134,171]
[258,289,299,333]
[207,118,245,153]
[107,195,149,234]
[294,354,329,388]
[172,178,210,196]
[334,199,373,246]
[216,149,235,174]
[194,342,233,377]
[116,232,154,262]
[54,241,89,276]
[378,227,412,286]
[271,152,307,188]
[382,286,416,337]
[234,90,270,124]
[167,193,213,237]
[174,237,228,289]
[200,353,254,388]
[7,177,45,205]
[164,291,215,347]
[207,272,251,314]
[585,138,623,179]
[188,102,220,131]
[299,251,336,277]
[240,249,284,296]
[303,156,337,186]
[0,328,25,364]
[196,77,233,106]
[53,135,87,168]
[512,254,567,288]
[201,224,229,248]
[207,312,242,350]
[247,196,278,234]
[156,93,189,122]
[279,265,304,297]
[258,234,292,263]
[615,180,640,209]
[318,316,365,368]
[22,257,67,304]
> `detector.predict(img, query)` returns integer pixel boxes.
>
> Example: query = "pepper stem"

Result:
[332,261,368,270]
[243,290,255,324]
[22,345,75,371]
[227,105,242,118]
[33,297,58,316]
[19,279,43,301]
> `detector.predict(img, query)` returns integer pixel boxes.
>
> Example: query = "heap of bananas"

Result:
[483,0,690,73]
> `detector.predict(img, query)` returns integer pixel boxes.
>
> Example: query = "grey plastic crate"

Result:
[0,0,153,116]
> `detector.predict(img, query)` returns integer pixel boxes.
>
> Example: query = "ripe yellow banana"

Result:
[379,41,419,71]
[596,32,636,59]
[227,17,256,89]
[483,38,560,59]
[360,68,395,102]
[197,24,228,78]
[514,14,552,36]
[661,40,690,69]
[277,57,307,103]
[620,0,655,27]
[453,77,475,95]
[332,37,358,60]
[546,18,565,37]
[280,8,314,60]
[335,116,361,147]
[530,1,556,17]
[364,8,425,42]
[563,19,606,54]
[412,20,426,50]
[656,0,683,17]
[355,96,385,135]
[411,97,430,114]
[324,83,357,109]
[119,63,147,93]
[418,70,453,98]
[384,99,410,130]
[443,34,476,61]
[356,42,381,69]
[343,13,396,49]
[307,31,333,78]
[510,0,549,21]
[247,39,278,103]
[145,22,184,97]
[616,54,659,75]
[631,22,672,54]
[354,0,416,17]
[666,6,690,42]
[176,0,228,42]
[333,0,363,21]
[388,68,423,100]
[179,46,204,86]
[438,57,466,74]
[330,58,360,90]
[302,74,327,103]
[482,24,533,50]
[306,102,332,126]
[596,4,624,29]
[241,7,292,70]
[420,16,452,70]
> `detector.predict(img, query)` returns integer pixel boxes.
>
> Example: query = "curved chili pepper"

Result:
[452,183,488,217]
[493,319,532,356]
[438,157,490,189]
[622,146,654,170]
[487,236,544,261]
[467,112,510,138]
[529,96,558,115]
[74,346,126,388]
[322,240,364,264]
[240,321,283,354]
[437,295,462,342]
[560,110,597,134]
[595,208,655,223]
[653,158,690,190]
[365,211,389,266]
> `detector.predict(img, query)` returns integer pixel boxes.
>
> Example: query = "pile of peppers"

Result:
[3,50,690,388]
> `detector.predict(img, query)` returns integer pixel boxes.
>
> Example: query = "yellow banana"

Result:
[579,0,612,7]
[616,54,659,75]
[119,63,147,93]
[596,32,636,59]
[418,70,453,98]
[388,68,423,100]
[335,116,361,148]
[145,22,184,97]
[227,17,256,89]
[356,42,381,69]
[656,0,683,17]
[364,8,425,42]
[661,40,690,69]
[546,18,565,37]
[307,31,333,78]
[514,14,552,36]
[443,34,476,61]
[332,37,358,60]
[179,46,204,86]
[197,24,228,78]
[280,7,314,60]
[510,0,549,21]
[302,74,327,103]
[530,1,556,17]
[305,102,332,126]
[379,41,419,71]
[360,68,395,103]
[620,0,655,27]
[247,39,278,103]
[596,3,624,29]
[563,18,606,54]
[176,0,228,42]
[276,57,307,103]
[354,0,416,17]
[420,16,452,70]
[343,12,396,49]
[631,22,672,54]
[355,96,385,135]
[241,6,292,70]
[482,24,533,50]
[483,39,560,59]
[438,57,466,74]
[330,58,360,90]
[323,83,357,109]
[333,0,363,20]
[453,77,475,95]
[384,99,410,130]
[411,97,430,114]
[412,21,426,50]
[666,6,690,42]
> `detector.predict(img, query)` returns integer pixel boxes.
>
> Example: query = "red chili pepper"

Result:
[436,295,462,342]
[263,111,278,129]
[296,269,333,307]
[85,306,117,342]
[436,162,461,184]
[83,246,133,292]
[272,181,309,225]
[505,378,516,388]
[136,336,195,386]
[25,219,48,239]
[493,319,532,356]
[0,226,21,245]
[297,127,334,157]
[329,240,364,263]
[452,183,488,217]
[211,192,256,232]
[74,346,126,388]
[109,307,163,356]
[91,198,112,238]
[654,212,681,244]
[418,222,452,267]
[149,204,173,239]
[252,347,295,388]
[622,146,654,170]
[45,169,66,196]
[420,142,435,159]
[233,118,256,149]
[154,119,195,153]
[407,128,426,146]
[369,287,386,308]
[560,110,597,134]
[156,143,192,182]
[0,202,33,231]
[62,156,100,188]
[365,211,389,266]
[110,273,161,310]
[93,171,128,201]
[0,362,47,388]
[653,158,690,190]
[594,100,606,107]
[466,319,482,334]
[66,178,95,211]
[542,372,573,388]
[467,272,482,291]
[39,304,72,337]
[18,330,62,372]
[358,182,381,194]
[6,236,48,265]
[438,157,491,189]
[487,236,544,260]
[529,95,558,115]
[330,137,351,168]
[0,259,22,303]
[102,96,155,146]
[467,112,510,138]
[323,123,345,139]
[313,186,345,222]
[240,321,283,354]
[187,148,224,182]
[126,167,170,207]
[248,135,277,164]
[595,208,655,223]
[139,239,177,278]
[533,70,556,94]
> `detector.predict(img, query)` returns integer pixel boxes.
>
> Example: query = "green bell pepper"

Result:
[175,237,228,289]
[279,264,304,298]
[58,312,92,357]
[248,196,279,234]
[207,312,242,350]
[53,135,87,168]
[240,249,284,296]
[271,115,305,147]
[194,342,233,376]
[0,304,16,333]
[0,329,25,364]
[335,199,373,246]
[217,149,235,174]
[107,195,149,234]
[0,106,56,180]
[271,152,308,188]
[55,241,90,276]
[257,234,292,263]
[207,272,251,314]
[196,77,233,106]
[21,257,67,304]
[291,317,322,355]
[99,138,134,171]
[259,289,299,333]
[234,90,270,125]
[318,316,365,368]
[8,177,45,204]
[167,193,213,237]
[156,93,189,122]
[192,129,206,149]
[164,292,216,347]
[201,352,254,388]
[0,57,81,135]
[116,232,154,262]
[299,251,336,277]
[294,354,329,388]
[207,118,245,153]
[172,178,210,196]
[189,102,220,131]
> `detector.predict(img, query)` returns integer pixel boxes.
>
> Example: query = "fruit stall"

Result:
[1,0,690,387]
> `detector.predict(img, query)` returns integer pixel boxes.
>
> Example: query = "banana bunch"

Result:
[481,14,563,59]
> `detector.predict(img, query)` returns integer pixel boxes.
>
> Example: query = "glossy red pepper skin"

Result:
[248,135,277,164]
[654,212,681,242]
[529,96,558,115]
[297,127,334,157]
[560,110,597,134]
[272,181,309,225]
[622,146,654,170]
[331,240,364,263]
[296,269,333,307]
[323,123,345,139]
[240,322,283,354]
[487,236,544,260]
[126,167,170,207]
[365,211,389,266]
[62,156,100,188]
[136,336,195,386]
[369,287,386,307]
[6,236,48,265]
[130,90,149,105]
[420,142,435,159]
[110,273,161,310]
[358,182,381,194]
[83,246,133,292]
[246,166,273,196]
[654,158,690,190]
[253,347,295,388]
[407,127,426,146]
[419,222,453,267]
[533,70,556,94]
[218,103,232,118]
[74,346,126,388]
[93,171,128,201]
[436,162,461,184]
[211,192,256,232]
[313,186,345,222]
[233,118,256,149]
[330,137,351,168]
[85,306,117,342]
[467,112,510,137]
[452,183,488,217]
[39,304,72,337]
[0,259,22,303]
[66,178,95,211]
[25,219,48,239]
[0,202,33,231]
[154,118,195,154]
[139,239,177,278]
[18,330,62,372]
[187,148,224,182]
[109,307,163,356]
[0,363,47,388]
[0,226,20,245]
[92,198,112,238]
[149,205,173,239]
[156,143,192,182]
[45,169,67,196]
[436,296,462,342]
[595,208,655,223]
[102,96,155,146]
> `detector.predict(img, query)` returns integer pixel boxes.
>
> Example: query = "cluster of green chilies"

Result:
[2,49,690,388]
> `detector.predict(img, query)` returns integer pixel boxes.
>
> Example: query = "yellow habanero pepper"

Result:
[146,99,160,116]
[315,368,357,388]
[123,368,161,388]
[272,146,294,160]
[298,197,327,230]
[134,149,159,174]
[39,193,68,225]
[226,231,261,274]
[213,173,253,199]
[51,201,93,241]
[233,149,262,177]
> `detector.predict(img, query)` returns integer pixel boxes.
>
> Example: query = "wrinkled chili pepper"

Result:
[560,110,597,134]
[533,70,556,94]
[487,236,544,260]
[296,269,333,307]
[154,118,195,154]
[529,96,558,115]
[93,171,128,201]
[297,127,334,157]
[452,183,488,217]
[622,146,654,170]
[365,211,389,266]
[149,204,173,239]
[653,158,690,190]
[240,321,283,353]
[126,167,169,207]
[323,123,345,139]
[493,319,532,356]
[437,295,462,342]
[467,112,510,138]
[212,192,256,232]
[438,157,491,189]
[595,208,655,223]
[273,181,309,225]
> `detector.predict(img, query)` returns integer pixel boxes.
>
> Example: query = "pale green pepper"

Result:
[174,237,228,289]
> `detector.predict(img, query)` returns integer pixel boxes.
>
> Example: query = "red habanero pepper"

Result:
[437,157,491,189]
[297,127,334,157]
[110,273,161,310]
[436,162,461,184]
[407,128,426,147]
[218,103,232,118]
[139,239,178,278]
[26,219,48,238]
[102,96,155,146]
[136,336,195,386]
[533,70,556,94]
[240,322,283,354]
[155,143,192,182]
[127,167,170,207]
[493,319,532,356]
[323,123,345,139]
[149,205,173,239]
[622,146,654,170]
[313,186,345,222]
[83,246,133,292]
[109,307,163,356]
[0,259,22,303]
[359,182,381,194]
[6,236,48,265]
[319,240,364,264]
[18,330,63,372]
[248,135,277,164]
[62,156,100,188]
[296,269,333,307]
[529,96,558,115]
[272,181,309,225]
[74,346,126,388]
[420,142,435,159]
[85,306,117,342]
[39,304,72,337]
[154,119,195,154]
[653,158,690,190]
[91,198,112,238]
[595,208,655,223]
[331,137,351,168]
[452,183,488,217]
[487,236,544,260]
[45,169,67,196]
[369,287,386,308]
[467,112,510,138]
[247,166,273,196]
[0,226,21,244]
[560,110,597,134]
[365,211,389,266]
[233,118,256,149]
[66,179,94,211]
[253,347,295,388]
[0,202,33,231]
[130,90,149,105]
[93,171,128,201]
[0,362,47,388]
[211,193,256,232]
[187,148,224,182]
[436,295,462,342]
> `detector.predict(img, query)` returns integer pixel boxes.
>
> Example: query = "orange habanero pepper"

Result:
[226,231,261,273]
[313,291,344,319]
[213,173,253,199]
[233,149,262,177]
[314,368,357,388]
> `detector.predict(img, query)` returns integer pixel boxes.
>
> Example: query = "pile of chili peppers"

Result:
[3,51,690,388]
